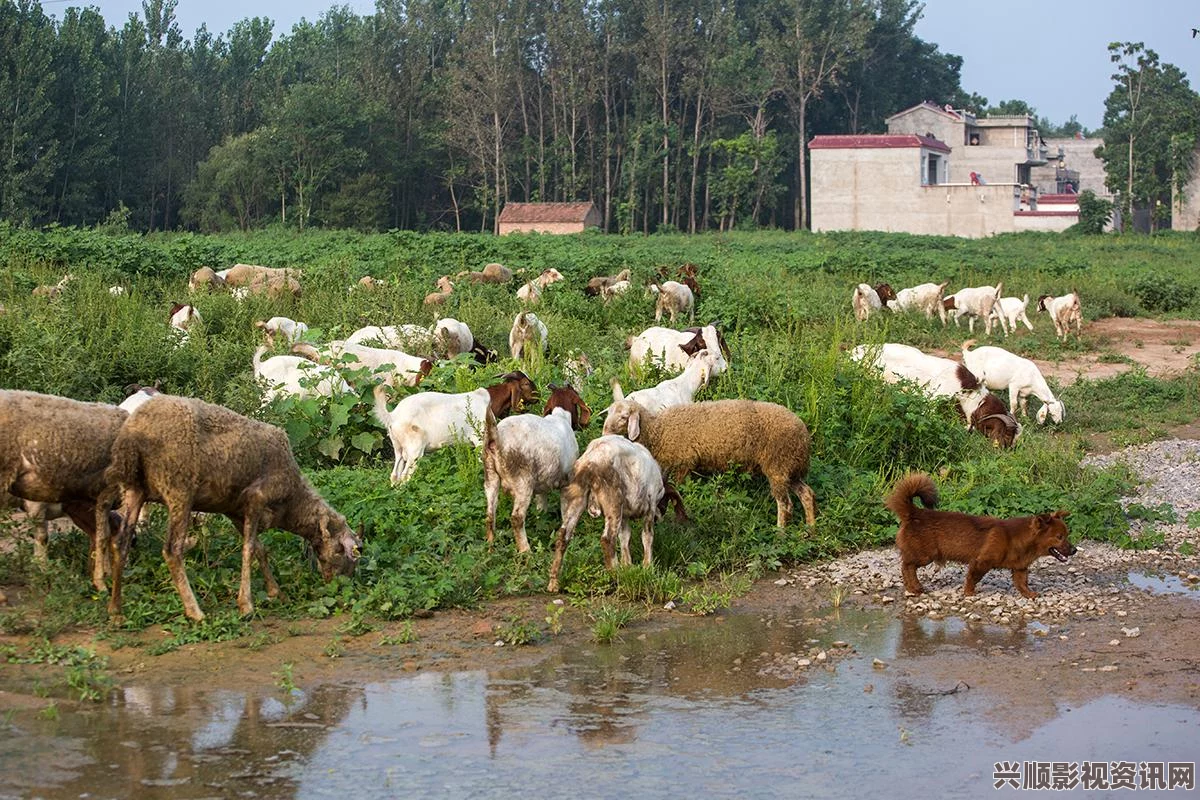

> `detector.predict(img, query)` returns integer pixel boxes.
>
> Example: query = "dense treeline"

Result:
[1,0,995,234]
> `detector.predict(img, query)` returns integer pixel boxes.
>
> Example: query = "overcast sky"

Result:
[78,0,1200,131]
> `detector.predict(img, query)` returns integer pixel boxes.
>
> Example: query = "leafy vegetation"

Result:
[2,226,1197,644]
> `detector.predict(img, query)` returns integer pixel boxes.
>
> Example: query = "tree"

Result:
[182,131,270,231]
[765,0,871,229]
[0,0,59,224]
[1096,42,1200,229]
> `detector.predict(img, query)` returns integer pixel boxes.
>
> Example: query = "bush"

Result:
[1130,270,1196,313]
[1070,190,1113,235]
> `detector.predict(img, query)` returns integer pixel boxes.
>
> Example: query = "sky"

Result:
[75,0,1200,132]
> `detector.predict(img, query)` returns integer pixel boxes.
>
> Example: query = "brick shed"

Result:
[497,202,602,235]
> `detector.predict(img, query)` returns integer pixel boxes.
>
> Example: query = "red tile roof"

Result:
[498,202,598,223]
[809,134,951,154]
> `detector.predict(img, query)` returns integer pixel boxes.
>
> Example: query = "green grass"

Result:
[2,226,1196,639]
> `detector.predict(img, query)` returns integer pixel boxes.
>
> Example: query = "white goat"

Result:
[509,312,548,361]
[482,385,591,553]
[601,279,632,300]
[961,340,1065,424]
[290,341,431,388]
[433,318,474,357]
[945,283,1003,334]
[515,268,565,306]
[650,281,695,323]
[628,325,729,376]
[345,324,431,350]
[108,286,127,297]
[1038,292,1082,341]
[851,282,897,322]
[546,435,683,592]
[850,342,988,420]
[606,350,716,424]
[991,294,1034,335]
[255,316,309,347]
[372,372,538,484]
[252,346,352,404]
[893,281,949,324]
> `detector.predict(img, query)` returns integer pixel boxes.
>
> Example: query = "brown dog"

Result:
[887,472,1075,598]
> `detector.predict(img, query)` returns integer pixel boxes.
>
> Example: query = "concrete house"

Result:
[497,202,602,235]
[810,102,1080,237]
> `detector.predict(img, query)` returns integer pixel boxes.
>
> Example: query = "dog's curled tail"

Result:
[886,472,939,523]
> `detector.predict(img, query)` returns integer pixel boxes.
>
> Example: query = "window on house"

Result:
[927,154,940,185]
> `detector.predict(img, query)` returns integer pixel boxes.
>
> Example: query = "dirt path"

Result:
[1035,317,1200,385]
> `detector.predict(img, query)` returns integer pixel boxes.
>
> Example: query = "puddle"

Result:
[2,607,1195,799]
[1127,571,1200,596]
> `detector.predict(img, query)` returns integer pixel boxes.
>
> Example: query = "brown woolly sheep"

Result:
[424,275,455,306]
[104,395,361,622]
[188,267,226,292]
[604,399,816,529]
[0,390,128,591]
[222,263,299,288]
[458,262,514,284]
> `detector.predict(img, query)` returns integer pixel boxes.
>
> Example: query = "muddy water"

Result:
[3,607,1197,799]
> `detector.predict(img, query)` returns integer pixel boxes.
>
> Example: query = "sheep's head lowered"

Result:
[312,505,361,581]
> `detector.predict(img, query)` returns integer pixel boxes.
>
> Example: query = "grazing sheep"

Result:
[605,399,815,530]
[991,294,1034,335]
[458,262,514,284]
[628,324,729,376]
[0,390,128,591]
[509,312,549,362]
[546,435,686,592]
[961,340,1065,424]
[252,346,352,403]
[482,385,591,552]
[104,395,361,621]
[290,341,432,388]
[424,276,454,306]
[1038,291,1082,341]
[893,281,949,324]
[238,274,302,300]
[355,276,385,291]
[255,317,309,347]
[372,371,539,484]
[606,349,717,423]
[220,263,300,288]
[32,274,74,299]
[650,281,695,323]
[188,267,226,292]
[944,283,1003,334]
[850,343,990,421]
[852,283,897,322]
[585,269,632,297]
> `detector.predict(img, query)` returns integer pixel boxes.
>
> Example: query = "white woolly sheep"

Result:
[650,280,695,323]
[1038,291,1082,341]
[509,312,549,362]
[0,390,128,591]
[104,394,360,621]
[961,340,1065,424]
[546,434,686,593]
[944,283,1003,334]
[255,316,309,347]
[372,371,539,484]
[604,399,815,530]
[991,294,1034,335]
[482,385,591,553]
[852,283,897,322]
[627,324,730,376]
[252,346,352,403]
[893,281,949,324]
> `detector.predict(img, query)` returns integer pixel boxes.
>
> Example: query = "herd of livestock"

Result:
[0,262,1082,620]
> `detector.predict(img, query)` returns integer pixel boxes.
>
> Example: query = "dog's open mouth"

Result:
[1049,546,1071,562]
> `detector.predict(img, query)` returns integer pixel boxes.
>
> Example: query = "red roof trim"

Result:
[809,134,951,154]
[1038,194,1080,204]
[1014,210,1079,217]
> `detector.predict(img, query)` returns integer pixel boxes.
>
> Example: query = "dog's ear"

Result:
[1053,510,1070,520]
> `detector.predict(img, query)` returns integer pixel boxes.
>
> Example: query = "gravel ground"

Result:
[783,439,1200,625]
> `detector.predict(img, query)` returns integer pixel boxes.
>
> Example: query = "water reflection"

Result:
[5,606,1197,800]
